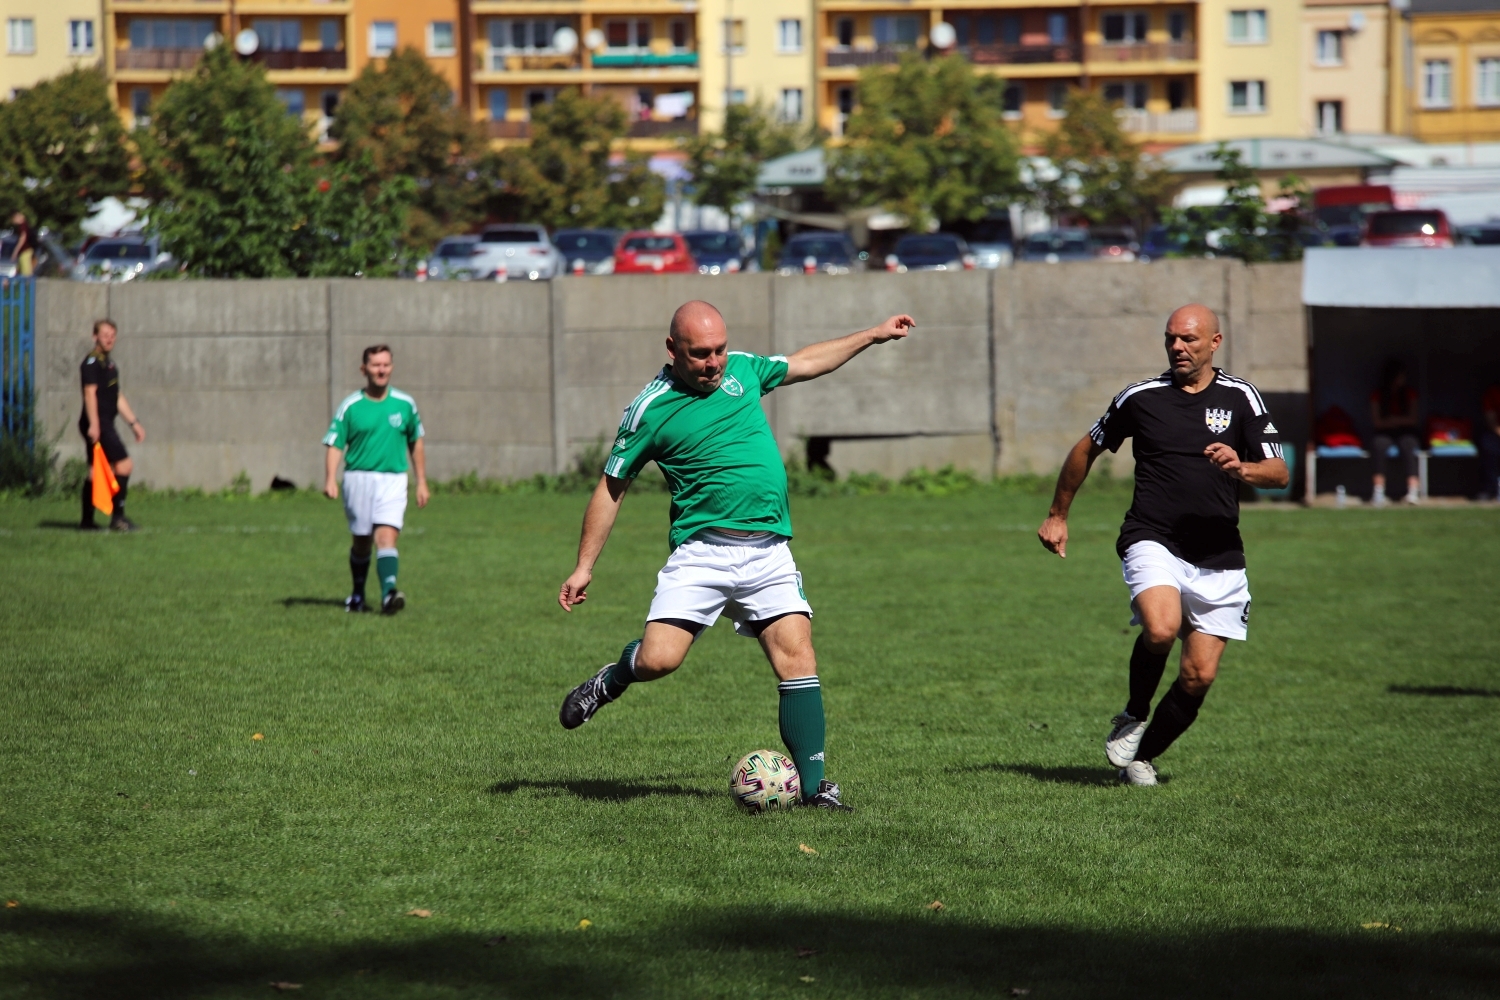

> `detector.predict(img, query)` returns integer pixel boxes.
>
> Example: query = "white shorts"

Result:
[1122,540,1251,641]
[342,470,408,536]
[647,530,813,637]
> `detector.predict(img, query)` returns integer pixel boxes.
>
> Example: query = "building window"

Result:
[1228,10,1267,44]
[837,87,855,116]
[488,89,509,121]
[976,16,997,45]
[1229,79,1266,112]
[777,18,801,53]
[320,19,340,51]
[489,20,570,66]
[1048,13,1070,44]
[129,19,215,50]
[1101,12,1148,44]
[131,88,151,122]
[254,20,301,52]
[779,88,803,123]
[1104,81,1149,109]
[1422,59,1452,107]
[873,16,920,47]
[606,19,651,50]
[835,18,854,48]
[1315,30,1342,66]
[321,89,339,118]
[277,88,306,118]
[1315,100,1343,133]
[428,22,455,56]
[1001,14,1022,45]
[526,88,554,113]
[722,18,744,54]
[1479,57,1500,107]
[68,20,95,55]
[369,21,396,57]
[1048,80,1070,117]
[7,18,35,54]
[1002,83,1023,119]
[1168,78,1187,109]
[670,19,689,51]
[725,88,746,106]
[1168,11,1188,41]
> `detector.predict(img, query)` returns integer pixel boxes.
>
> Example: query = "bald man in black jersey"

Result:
[1038,304,1288,786]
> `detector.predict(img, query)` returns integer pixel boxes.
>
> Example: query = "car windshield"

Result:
[897,237,962,257]
[966,220,1012,244]
[1090,228,1136,246]
[554,233,615,254]
[84,242,151,261]
[480,229,542,243]
[785,238,849,260]
[1025,232,1089,254]
[0,238,14,257]
[623,236,678,252]
[435,241,476,258]
[685,233,739,254]
[1369,212,1443,236]
[1463,226,1500,246]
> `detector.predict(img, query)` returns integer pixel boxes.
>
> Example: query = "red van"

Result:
[1361,209,1454,248]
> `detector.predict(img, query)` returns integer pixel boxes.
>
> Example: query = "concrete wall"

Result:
[34,260,1307,489]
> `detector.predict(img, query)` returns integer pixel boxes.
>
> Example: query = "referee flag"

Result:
[91,443,119,515]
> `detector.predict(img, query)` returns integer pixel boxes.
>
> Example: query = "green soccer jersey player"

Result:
[557,300,915,810]
[323,344,429,615]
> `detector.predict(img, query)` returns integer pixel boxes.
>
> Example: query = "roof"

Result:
[757,148,827,190]
[1158,138,1397,173]
[1303,247,1500,307]
[1405,0,1500,14]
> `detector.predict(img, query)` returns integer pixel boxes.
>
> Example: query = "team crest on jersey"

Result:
[1205,407,1232,434]
[388,413,403,428]
[721,375,745,397]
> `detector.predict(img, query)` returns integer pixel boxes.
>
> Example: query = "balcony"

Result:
[115,48,203,71]
[488,52,581,72]
[959,42,1081,65]
[826,46,908,68]
[487,121,532,138]
[1085,41,1197,63]
[250,50,347,71]
[591,51,698,69]
[1115,109,1198,133]
[486,119,697,139]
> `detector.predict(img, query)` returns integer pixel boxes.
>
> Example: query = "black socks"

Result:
[1126,634,1169,720]
[349,549,371,601]
[80,477,94,526]
[112,475,129,521]
[1136,681,1205,762]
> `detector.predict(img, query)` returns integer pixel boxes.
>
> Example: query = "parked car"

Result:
[472,225,564,280]
[424,236,480,280]
[1361,209,1454,248]
[553,229,621,275]
[1458,223,1500,245]
[889,233,975,272]
[776,232,863,275]
[1089,225,1139,262]
[1138,225,1188,262]
[1019,229,1094,263]
[683,230,750,274]
[956,216,1015,268]
[613,232,696,274]
[71,236,172,282]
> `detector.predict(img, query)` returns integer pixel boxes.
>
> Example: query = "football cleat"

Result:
[559,663,616,730]
[802,779,853,811]
[109,516,138,533]
[1119,760,1159,786]
[345,595,369,614]
[381,590,405,615]
[1105,712,1148,768]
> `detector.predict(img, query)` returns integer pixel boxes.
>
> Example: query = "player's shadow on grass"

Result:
[1388,684,1500,698]
[956,763,1124,787]
[5,905,1498,999]
[487,778,715,801]
[280,597,349,608]
[38,520,89,530]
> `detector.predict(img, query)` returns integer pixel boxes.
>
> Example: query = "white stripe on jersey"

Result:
[1090,374,1172,444]
[1217,372,1267,416]
[332,390,365,421]
[1261,441,1284,460]
[619,374,673,434]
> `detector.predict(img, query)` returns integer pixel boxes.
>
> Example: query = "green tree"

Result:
[0,67,132,243]
[329,48,486,250]
[1034,90,1172,231]
[1162,144,1307,262]
[827,55,1022,231]
[683,103,812,222]
[502,89,665,230]
[140,46,410,277]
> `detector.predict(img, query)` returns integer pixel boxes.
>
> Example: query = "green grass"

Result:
[2,488,1498,998]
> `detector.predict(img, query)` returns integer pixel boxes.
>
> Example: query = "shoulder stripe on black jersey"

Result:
[1110,373,1174,407]
[1217,373,1267,416]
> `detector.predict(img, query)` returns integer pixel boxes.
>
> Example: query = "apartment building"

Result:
[1301,0,1389,136]
[2,0,104,99]
[1389,0,1500,142]
[698,0,818,131]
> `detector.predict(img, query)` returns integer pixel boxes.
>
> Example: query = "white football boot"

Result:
[1105,712,1147,768]
[1119,760,1159,786]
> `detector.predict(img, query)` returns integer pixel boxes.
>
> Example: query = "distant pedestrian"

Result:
[9,212,34,277]
[1480,382,1500,500]
[79,320,145,531]
[1370,359,1420,506]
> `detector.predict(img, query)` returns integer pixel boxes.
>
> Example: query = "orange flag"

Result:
[91,443,119,515]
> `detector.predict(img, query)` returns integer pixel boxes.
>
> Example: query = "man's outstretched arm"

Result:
[559,474,631,612]
[1037,435,1105,559]
[781,314,915,385]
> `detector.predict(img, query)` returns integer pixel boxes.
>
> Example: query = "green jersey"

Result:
[605,352,792,548]
[323,388,424,473]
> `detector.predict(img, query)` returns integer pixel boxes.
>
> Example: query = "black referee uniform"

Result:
[79,349,131,528]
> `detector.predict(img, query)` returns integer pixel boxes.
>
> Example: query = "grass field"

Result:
[2,485,1499,999]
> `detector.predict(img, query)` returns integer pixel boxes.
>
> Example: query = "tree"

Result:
[329,48,487,250]
[1033,90,1172,231]
[140,46,411,277]
[0,68,132,243]
[502,90,665,230]
[683,103,812,222]
[1162,144,1307,262]
[827,55,1023,231]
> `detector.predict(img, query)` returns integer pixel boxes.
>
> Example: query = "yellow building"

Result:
[697,0,817,132]
[2,0,104,99]
[1300,0,1390,136]
[1196,0,1303,138]
[1390,0,1500,143]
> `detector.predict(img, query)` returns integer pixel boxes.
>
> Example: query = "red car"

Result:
[613,231,696,274]
[1361,209,1454,248]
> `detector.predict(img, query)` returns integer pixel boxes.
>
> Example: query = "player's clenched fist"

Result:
[870,314,916,343]
[559,568,592,612]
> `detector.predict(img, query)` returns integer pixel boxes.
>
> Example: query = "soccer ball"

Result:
[730,749,801,812]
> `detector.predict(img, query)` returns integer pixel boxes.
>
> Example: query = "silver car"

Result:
[471,225,563,281]
[72,236,173,282]
[424,236,481,280]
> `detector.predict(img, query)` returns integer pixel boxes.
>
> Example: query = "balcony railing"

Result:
[826,47,908,68]
[488,52,581,72]
[250,49,347,71]
[1085,41,1197,62]
[1115,108,1198,133]
[487,121,532,139]
[960,42,1081,65]
[115,48,204,71]
[591,51,698,68]
[486,119,697,139]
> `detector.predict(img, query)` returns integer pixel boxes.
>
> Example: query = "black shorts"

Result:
[81,418,128,465]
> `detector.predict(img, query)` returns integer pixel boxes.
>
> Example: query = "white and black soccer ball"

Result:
[730,749,800,812]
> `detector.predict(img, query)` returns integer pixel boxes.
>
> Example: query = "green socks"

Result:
[350,549,371,601]
[376,548,398,597]
[778,676,825,799]
[604,640,641,700]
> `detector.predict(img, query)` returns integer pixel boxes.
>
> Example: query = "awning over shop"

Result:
[1302,247,1500,308]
